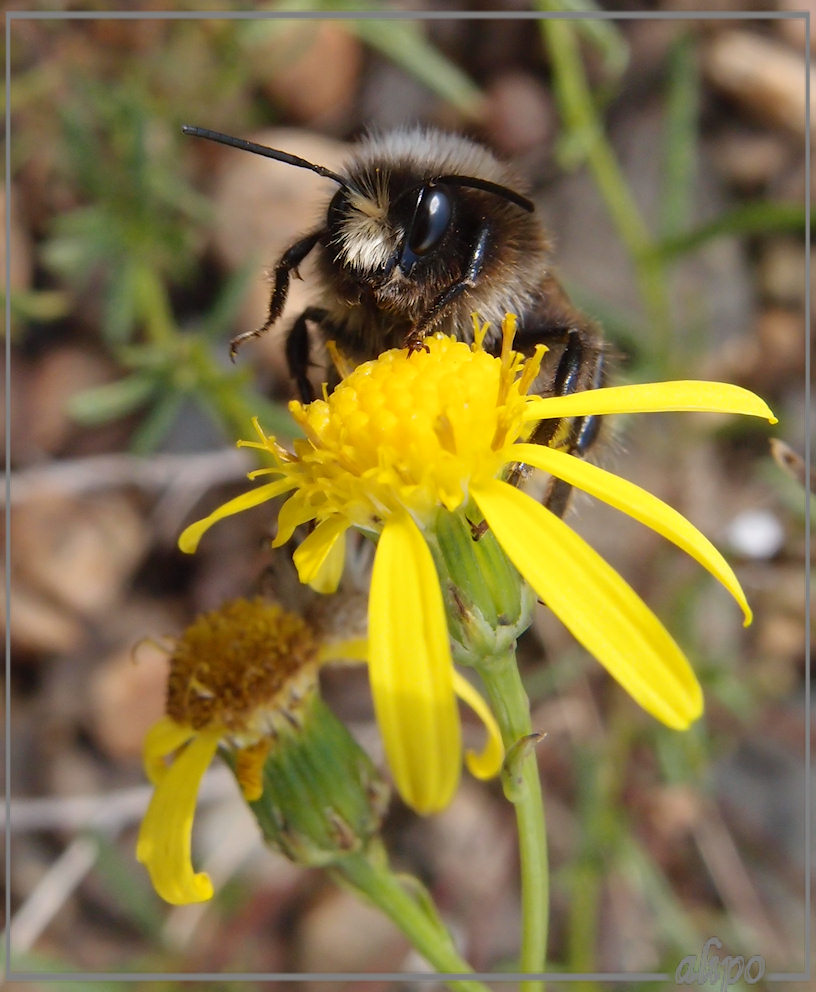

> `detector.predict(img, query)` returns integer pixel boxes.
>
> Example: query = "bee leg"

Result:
[502,325,604,516]
[403,223,491,351]
[285,306,329,403]
[229,229,323,359]
[539,332,605,516]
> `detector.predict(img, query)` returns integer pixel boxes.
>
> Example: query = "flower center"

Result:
[273,321,543,528]
[165,598,319,741]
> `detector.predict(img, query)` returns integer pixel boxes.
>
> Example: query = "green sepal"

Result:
[431,509,535,667]
[244,694,390,868]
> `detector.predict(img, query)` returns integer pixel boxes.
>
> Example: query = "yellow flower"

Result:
[179,317,776,814]
[138,598,355,904]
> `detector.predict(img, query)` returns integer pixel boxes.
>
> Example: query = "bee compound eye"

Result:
[407,186,452,256]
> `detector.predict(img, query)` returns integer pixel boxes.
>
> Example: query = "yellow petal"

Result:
[136,728,221,905]
[472,479,703,729]
[523,381,777,424]
[271,492,318,547]
[368,513,461,814]
[142,717,195,785]
[178,480,294,554]
[318,637,369,664]
[509,442,752,625]
[452,671,504,781]
[292,516,349,593]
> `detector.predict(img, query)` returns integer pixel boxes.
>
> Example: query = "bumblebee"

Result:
[184,125,605,515]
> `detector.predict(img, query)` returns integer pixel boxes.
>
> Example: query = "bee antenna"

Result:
[181,125,349,188]
[434,175,535,213]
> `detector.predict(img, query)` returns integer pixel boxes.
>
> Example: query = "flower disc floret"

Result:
[284,330,538,528]
[166,597,319,739]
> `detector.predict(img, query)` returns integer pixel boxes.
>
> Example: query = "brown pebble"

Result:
[756,238,809,308]
[1,184,32,293]
[12,493,149,618]
[88,641,168,759]
[258,22,362,129]
[4,585,85,655]
[297,885,408,980]
[24,346,116,455]
[711,129,790,191]
[703,30,814,137]
[483,71,556,157]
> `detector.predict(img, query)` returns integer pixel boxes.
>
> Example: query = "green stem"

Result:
[135,263,175,346]
[566,860,602,992]
[540,18,673,365]
[567,699,635,984]
[333,851,492,992]
[479,648,549,992]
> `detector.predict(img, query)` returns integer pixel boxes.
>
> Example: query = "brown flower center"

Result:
[166,598,319,735]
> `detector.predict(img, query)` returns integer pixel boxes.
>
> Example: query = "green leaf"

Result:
[200,262,258,340]
[102,263,140,345]
[6,288,72,324]
[197,381,296,443]
[350,19,483,118]
[68,374,157,425]
[91,832,166,941]
[652,201,809,260]
[130,390,186,454]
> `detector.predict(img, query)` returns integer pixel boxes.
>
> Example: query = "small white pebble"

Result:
[725,509,785,559]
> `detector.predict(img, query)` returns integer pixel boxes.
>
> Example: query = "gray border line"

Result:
[802,5,812,986]
[3,8,812,18]
[5,6,811,985]
[4,3,11,986]
[4,972,674,983]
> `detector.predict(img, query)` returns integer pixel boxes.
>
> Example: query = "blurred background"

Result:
[4,2,811,988]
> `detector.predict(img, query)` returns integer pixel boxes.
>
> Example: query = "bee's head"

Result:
[325,134,534,304]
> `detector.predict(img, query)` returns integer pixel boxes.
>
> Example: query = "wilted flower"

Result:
[137,598,386,904]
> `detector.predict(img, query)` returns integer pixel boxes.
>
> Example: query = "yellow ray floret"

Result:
[523,381,778,423]
[508,442,752,625]
[137,725,221,905]
[368,512,461,814]
[471,478,703,729]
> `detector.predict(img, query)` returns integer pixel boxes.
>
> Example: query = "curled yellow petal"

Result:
[368,513,460,814]
[523,381,777,424]
[472,479,703,730]
[178,479,294,554]
[452,671,504,781]
[234,740,271,802]
[271,492,318,548]
[509,442,752,625]
[136,728,221,905]
[292,516,349,593]
[142,717,195,785]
